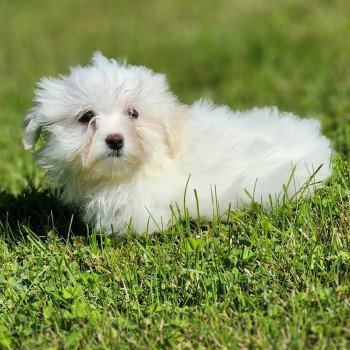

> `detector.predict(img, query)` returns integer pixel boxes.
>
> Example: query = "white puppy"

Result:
[23,52,332,235]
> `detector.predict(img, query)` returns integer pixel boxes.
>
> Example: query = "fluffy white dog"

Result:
[23,52,332,235]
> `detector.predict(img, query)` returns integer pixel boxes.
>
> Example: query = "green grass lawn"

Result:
[1,0,349,348]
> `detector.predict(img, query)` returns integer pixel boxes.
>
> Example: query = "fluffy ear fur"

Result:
[163,105,188,158]
[22,105,46,150]
[145,74,188,158]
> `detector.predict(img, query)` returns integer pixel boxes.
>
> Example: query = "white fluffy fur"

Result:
[23,52,332,235]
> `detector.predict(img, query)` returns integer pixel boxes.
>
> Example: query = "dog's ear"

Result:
[148,74,188,158]
[22,105,45,150]
[163,105,188,158]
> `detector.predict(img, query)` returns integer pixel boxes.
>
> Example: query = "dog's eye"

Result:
[126,107,138,119]
[78,110,95,123]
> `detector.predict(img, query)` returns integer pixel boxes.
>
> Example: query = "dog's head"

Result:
[23,52,186,181]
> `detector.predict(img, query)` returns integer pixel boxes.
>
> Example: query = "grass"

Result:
[0,0,349,348]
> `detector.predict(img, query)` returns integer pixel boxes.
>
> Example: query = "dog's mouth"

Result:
[107,150,123,158]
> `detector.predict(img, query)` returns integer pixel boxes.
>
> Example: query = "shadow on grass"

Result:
[0,187,87,240]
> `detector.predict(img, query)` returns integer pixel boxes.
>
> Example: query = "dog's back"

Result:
[177,100,332,211]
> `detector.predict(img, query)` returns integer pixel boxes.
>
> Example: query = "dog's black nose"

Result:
[105,134,124,150]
